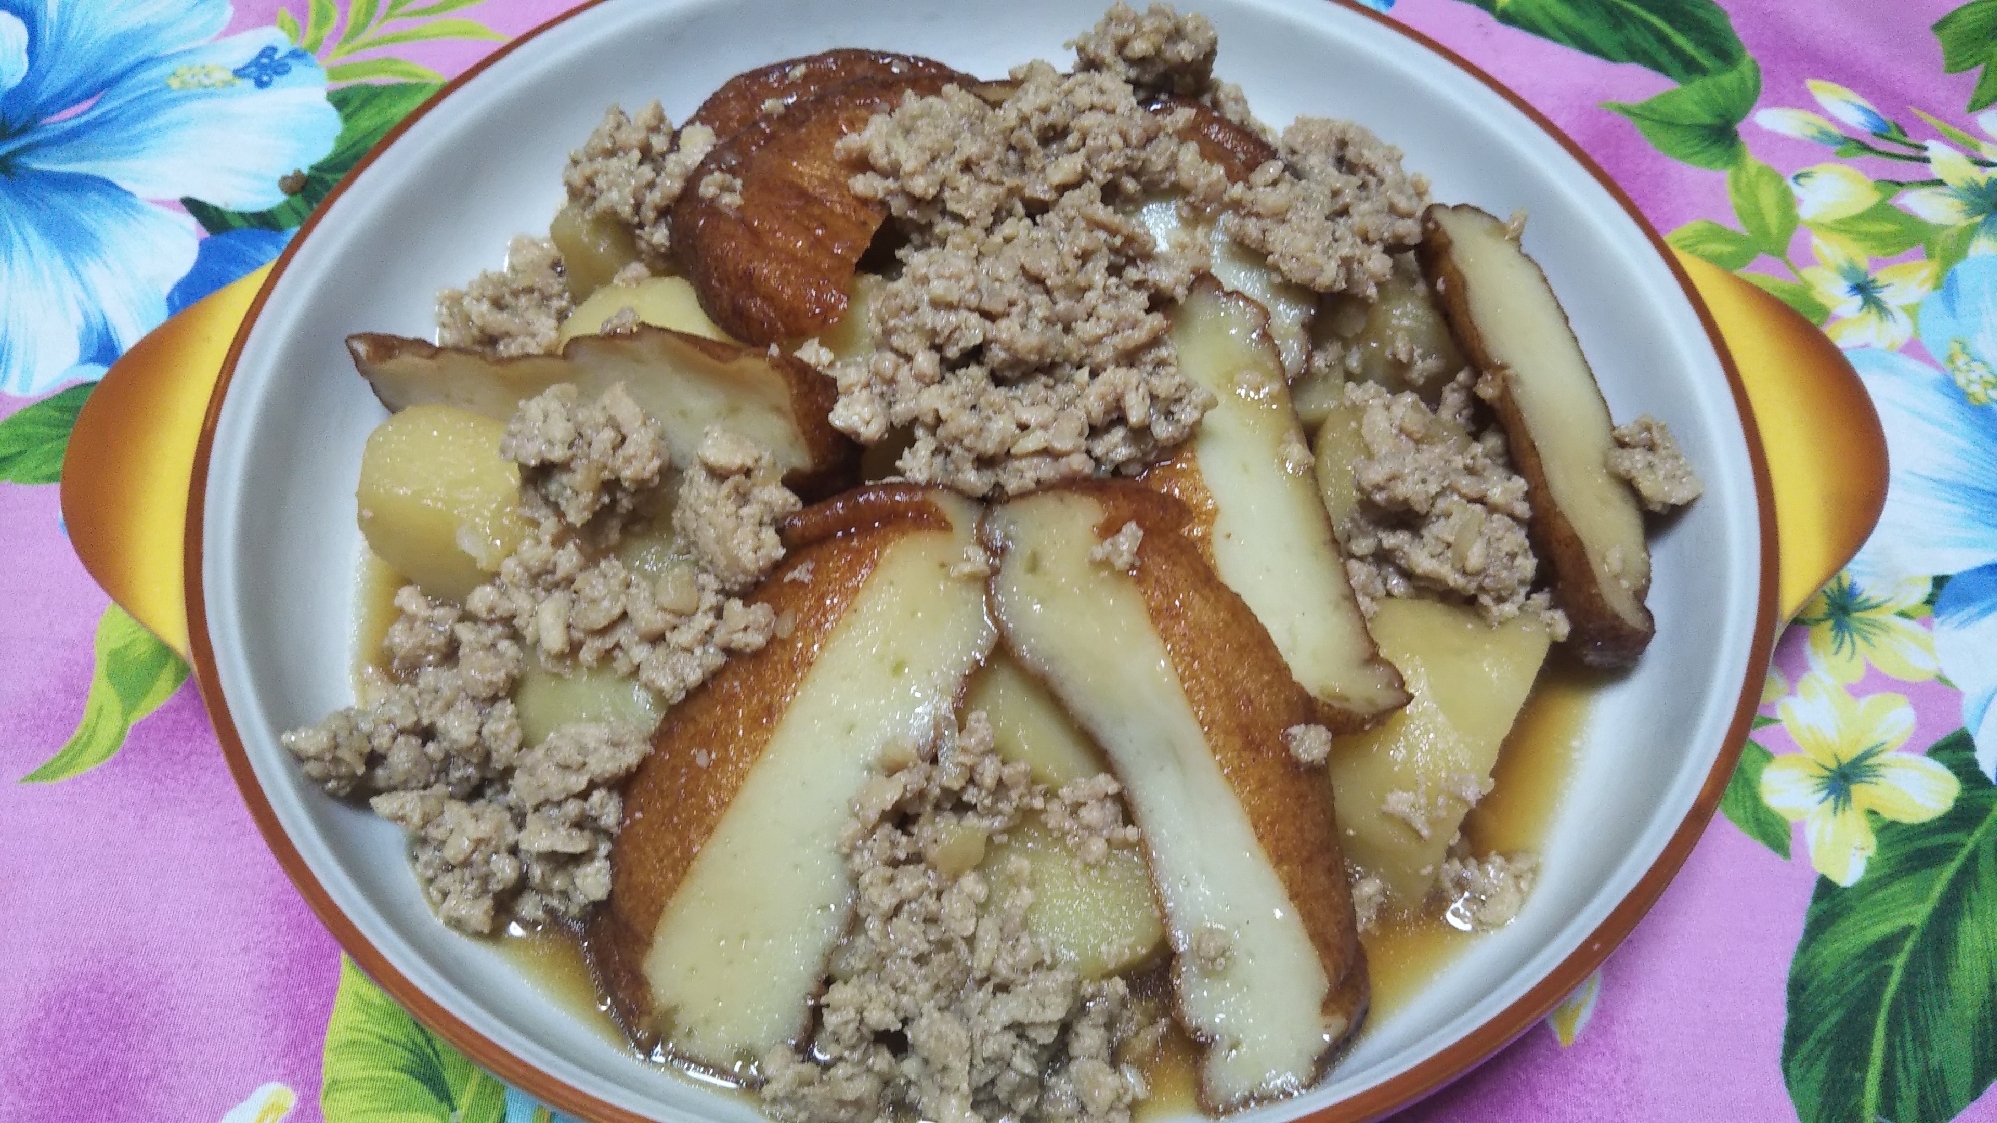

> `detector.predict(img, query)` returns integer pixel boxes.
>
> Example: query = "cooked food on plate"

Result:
[280,4,1702,1118]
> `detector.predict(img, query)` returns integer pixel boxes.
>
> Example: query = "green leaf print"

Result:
[1782,731,1997,1123]
[1667,219,1761,270]
[1929,221,1981,278]
[21,606,189,783]
[1720,742,1792,858]
[1741,272,1832,326]
[1727,156,1799,258]
[1933,0,1997,112]
[1604,59,1761,170]
[184,81,440,234]
[0,382,94,485]
[1449,0,1745,83]
[1808,202,1937,260]
[324,956,509,1122]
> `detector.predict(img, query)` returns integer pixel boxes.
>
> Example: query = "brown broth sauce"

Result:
[352,553,1592,1108]
[1357,652,1595,1020]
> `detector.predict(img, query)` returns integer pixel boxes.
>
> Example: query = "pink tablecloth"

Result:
[4,1,1994,1120]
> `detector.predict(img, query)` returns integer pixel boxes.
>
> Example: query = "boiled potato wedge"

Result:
[586,486,994,1074]
[1143,278,1407,729]
[549,202,641,302]
[1133,185,1317,379]
[1293,253,1464,427]
[986,483,1366,1112]
[1326,597,1550,904]
[1418,203,1654,667]
[348,327,854,496]
[356,404,527,602]
[670,68,970,346]
[557,276,734,345]
[965,655,1108,788]
[514,661,664,748]
[983,816,1166,980]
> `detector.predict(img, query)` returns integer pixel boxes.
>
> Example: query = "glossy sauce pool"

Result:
[353,554,1593,1113]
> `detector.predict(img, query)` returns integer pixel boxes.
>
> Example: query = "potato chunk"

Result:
[1293,254,1464,427]
[1325,597,1550,904]
[1418,204,1654,666]
[355,404,527,601]
[549,202,640,302]
[514,663,664,748]
[983,816,1165,979]
[558,276,734,346]
[965,656,1107,788]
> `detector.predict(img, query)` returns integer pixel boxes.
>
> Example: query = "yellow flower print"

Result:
[1762,675,1958,886]
[1807,80,1895,137]
[1755,107,1848,146]
[1794,571,1939,683]
[1790,163,1881,223]
[1801,235,1938,349]
[1762,667,1789,705]
[219,1084,295,1123]
[1901,141,1997,257]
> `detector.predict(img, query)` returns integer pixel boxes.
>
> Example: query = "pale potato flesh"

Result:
[356,404,527,602]
[558,276,735,346]
[983,815,1166,980]
[549,202,641,302]
[1136,197,1316,379]
[988,492,1337,1108]
[1420,204,1653,665]
[1292,255,1463,428]
[1312,394,1472,551]
[1325,597,1550,903]
[349,328,842,485]
[1311,401,1365,545]
[641,496,995,1070]
[966,655,1108,788]
[1163,280,1408,724]
[965,656,1165,979]
[820,272,883,364]
[514,661,664,748]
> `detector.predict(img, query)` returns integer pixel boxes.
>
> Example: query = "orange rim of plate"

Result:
[182,3,1781,1121]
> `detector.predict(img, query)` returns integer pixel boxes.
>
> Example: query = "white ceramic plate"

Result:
[188,1,1776,1119]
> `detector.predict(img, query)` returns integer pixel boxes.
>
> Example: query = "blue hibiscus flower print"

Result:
[1849,254,1997,778]
[0,0,340,395]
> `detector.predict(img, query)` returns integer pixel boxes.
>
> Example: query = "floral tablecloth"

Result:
[5,1,1996,1120]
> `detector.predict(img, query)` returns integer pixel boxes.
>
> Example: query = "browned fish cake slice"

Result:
[985,482,1367,1111]
[348,326,856,497]
[585,484,993,1074]
[670,68,971,346]
[689,49,961,143]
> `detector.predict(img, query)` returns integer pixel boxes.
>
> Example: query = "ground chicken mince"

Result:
[1608,414,1703,513]
[760,713,1154,1123]
[436,235,574,357]
[1219,118,1425,300]
[1439,848,1539,933]
[824,7,1426,497]
[564,102,716,266]
[1336,379,1546,624]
